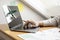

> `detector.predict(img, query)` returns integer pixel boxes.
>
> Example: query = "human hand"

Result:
[23,20,37,29]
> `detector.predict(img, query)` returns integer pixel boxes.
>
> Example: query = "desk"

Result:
[0,24,57,40]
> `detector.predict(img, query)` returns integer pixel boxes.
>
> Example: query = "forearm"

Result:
[38,18,57,27]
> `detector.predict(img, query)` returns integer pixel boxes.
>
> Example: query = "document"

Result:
[18,28,60,40]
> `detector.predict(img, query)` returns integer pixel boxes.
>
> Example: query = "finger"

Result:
[28,25,38,29]
[27,20,36,25]
[23,26,27,29]
[23,23,28,29]
[24,21,31,29]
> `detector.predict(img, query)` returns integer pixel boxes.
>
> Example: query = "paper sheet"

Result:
[17,3,23,12]
[18,28,60,40]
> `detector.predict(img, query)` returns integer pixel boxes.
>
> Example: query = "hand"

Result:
[38,21,44,27]
[23,20,37,29]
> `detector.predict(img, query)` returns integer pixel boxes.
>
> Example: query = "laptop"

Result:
[3,5,39,33]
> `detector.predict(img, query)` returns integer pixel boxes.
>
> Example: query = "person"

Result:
[23,16,60,29]
[23,20,37,29]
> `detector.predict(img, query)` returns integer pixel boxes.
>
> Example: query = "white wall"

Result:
[20,0,48,19]
[21,0,60,18]
[0,0,44,24]
[39,0,60,17]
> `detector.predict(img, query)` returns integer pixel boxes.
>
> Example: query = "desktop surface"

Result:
[0,24,56,40]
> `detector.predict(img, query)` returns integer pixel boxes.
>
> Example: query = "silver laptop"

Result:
[3,6,39,33]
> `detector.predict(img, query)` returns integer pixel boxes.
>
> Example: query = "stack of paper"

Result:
[18,28,60,40]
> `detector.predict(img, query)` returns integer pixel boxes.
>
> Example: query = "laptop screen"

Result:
[3,6,23,29]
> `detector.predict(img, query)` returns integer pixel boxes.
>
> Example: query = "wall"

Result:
[20,0,48,19]
[0,0,44,24]
[21,0,60,18]
[39,0,60,17]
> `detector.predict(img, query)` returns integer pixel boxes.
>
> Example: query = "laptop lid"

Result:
[3,6,23,30]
